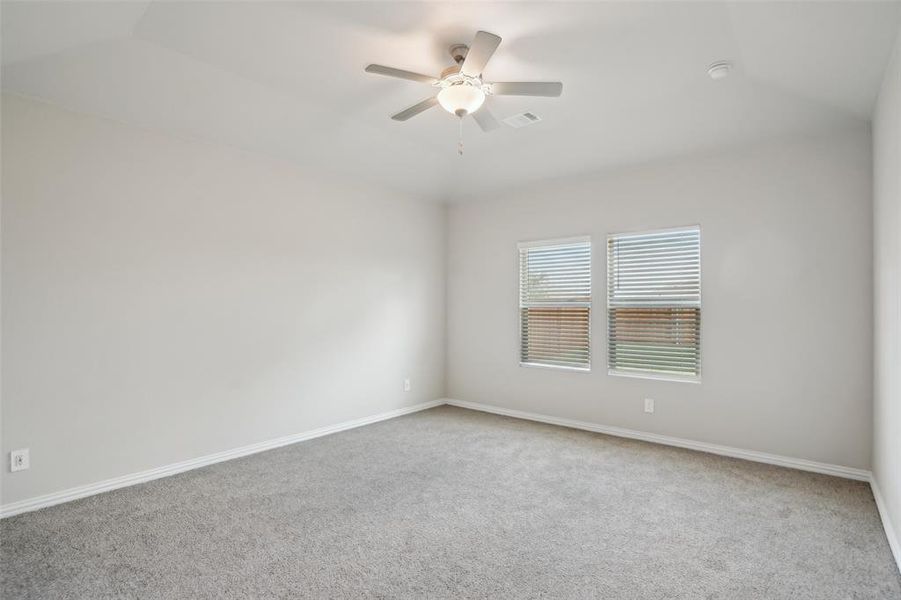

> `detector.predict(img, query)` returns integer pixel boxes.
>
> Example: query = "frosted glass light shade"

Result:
[437,85,485,116]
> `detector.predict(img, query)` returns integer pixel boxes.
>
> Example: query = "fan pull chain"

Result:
[458,115,464,156]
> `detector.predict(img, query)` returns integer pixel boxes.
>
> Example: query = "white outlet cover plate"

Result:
[10,448,30,472]
[644,399,655,413]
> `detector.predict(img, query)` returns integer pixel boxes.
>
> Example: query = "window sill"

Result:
[607,369,701,384]
[520,362,591,374]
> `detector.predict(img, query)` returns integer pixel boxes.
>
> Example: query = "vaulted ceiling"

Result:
[3,1,900,201]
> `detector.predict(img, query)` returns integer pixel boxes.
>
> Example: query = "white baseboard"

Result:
[870,474,901,573]
[2,396,881,536]
[0,399,444,519]
[445,398,871,481]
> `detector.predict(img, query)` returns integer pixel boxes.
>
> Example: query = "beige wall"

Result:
[447,129,873,469]
[873,26,901,559]
[1,95,446,505]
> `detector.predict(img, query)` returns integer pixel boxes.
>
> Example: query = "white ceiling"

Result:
[3,1,900,201]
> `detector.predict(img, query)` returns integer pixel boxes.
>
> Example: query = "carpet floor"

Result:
[1,405,899,599]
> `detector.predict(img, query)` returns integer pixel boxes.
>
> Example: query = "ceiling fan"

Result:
[365,31,563,138]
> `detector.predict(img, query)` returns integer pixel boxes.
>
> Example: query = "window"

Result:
[519,237,591,370]
[607,227,700,379]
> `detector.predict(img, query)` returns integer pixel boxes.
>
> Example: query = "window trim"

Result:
[605,225,702,383]
[517,235,592,372]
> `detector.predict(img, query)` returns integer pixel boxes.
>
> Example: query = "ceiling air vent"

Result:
[503,112,541,128]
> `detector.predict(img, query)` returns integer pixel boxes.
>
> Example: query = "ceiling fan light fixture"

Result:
[437,84,485,116]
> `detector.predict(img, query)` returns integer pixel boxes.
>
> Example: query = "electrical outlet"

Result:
[644,398,655,414]
[403,378,411,392]
[10,449,29,472]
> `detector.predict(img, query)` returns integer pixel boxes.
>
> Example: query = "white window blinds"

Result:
[519,238,591,370]
[607,227,700,378]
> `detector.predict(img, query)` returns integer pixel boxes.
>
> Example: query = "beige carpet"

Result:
[2,405,898,599]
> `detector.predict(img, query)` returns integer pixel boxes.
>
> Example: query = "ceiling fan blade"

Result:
[460,31,502,77]
[365,64,438,85]
[490,82,563,97]
[472,107,501,132]
[391,96,439,121]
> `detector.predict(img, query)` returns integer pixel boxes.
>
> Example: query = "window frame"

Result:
[605,225,702,383]
[517,235,593,373]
